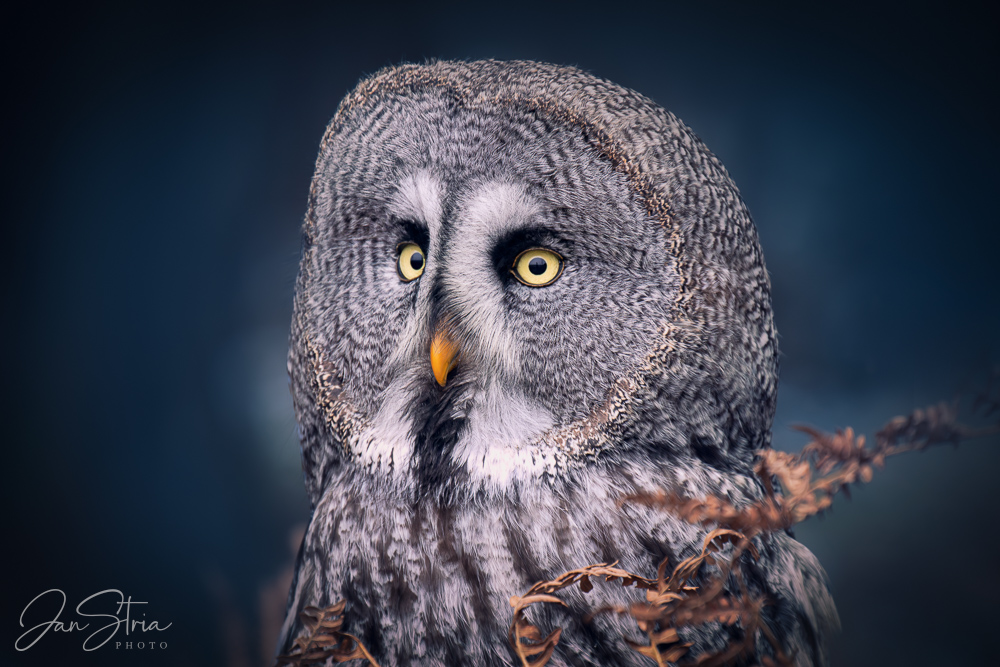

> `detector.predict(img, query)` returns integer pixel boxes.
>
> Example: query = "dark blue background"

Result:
[4,2,998,666]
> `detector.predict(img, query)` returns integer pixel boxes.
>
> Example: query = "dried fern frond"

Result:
[506,398,997,666]
[510,616,562,667]
[626,400,1000,536]
[508,529,787,667]
[507,562,660,666]
[276,601,380,667]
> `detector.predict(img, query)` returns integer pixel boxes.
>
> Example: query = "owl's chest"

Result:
[315,474,696,639]
[322,485,563,614]
[291,465,826,667]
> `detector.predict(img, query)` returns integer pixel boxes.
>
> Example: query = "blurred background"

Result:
[3,1,998,665]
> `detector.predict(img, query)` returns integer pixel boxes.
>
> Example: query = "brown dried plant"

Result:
[509,528,789,667]
[509,527,791,667]
[275,601,380,667]
[626,400,1000,534]
[506,396,999,666]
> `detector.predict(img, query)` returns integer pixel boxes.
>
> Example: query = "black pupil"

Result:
[528,256,547,275]
[409,251,424,271]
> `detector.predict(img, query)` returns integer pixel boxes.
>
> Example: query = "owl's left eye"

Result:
[511,247,564,287]
[397,242,426,282]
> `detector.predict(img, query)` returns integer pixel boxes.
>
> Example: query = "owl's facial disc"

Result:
[330,167,672,490]
[309,99,677,489]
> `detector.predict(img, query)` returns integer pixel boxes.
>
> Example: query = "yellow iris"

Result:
[512,248,563,287]
[397,243,425,282]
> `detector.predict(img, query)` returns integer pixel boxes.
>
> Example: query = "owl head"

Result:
[288,60,777,504]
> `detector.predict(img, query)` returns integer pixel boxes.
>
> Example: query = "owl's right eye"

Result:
[397,242,426,282]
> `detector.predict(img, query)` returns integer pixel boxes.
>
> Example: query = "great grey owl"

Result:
[278,60,837,666]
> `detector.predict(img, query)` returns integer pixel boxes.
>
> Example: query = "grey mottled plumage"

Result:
[279,60,837,666]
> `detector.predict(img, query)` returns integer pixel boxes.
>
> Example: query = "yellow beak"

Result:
[430,325,460,387]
